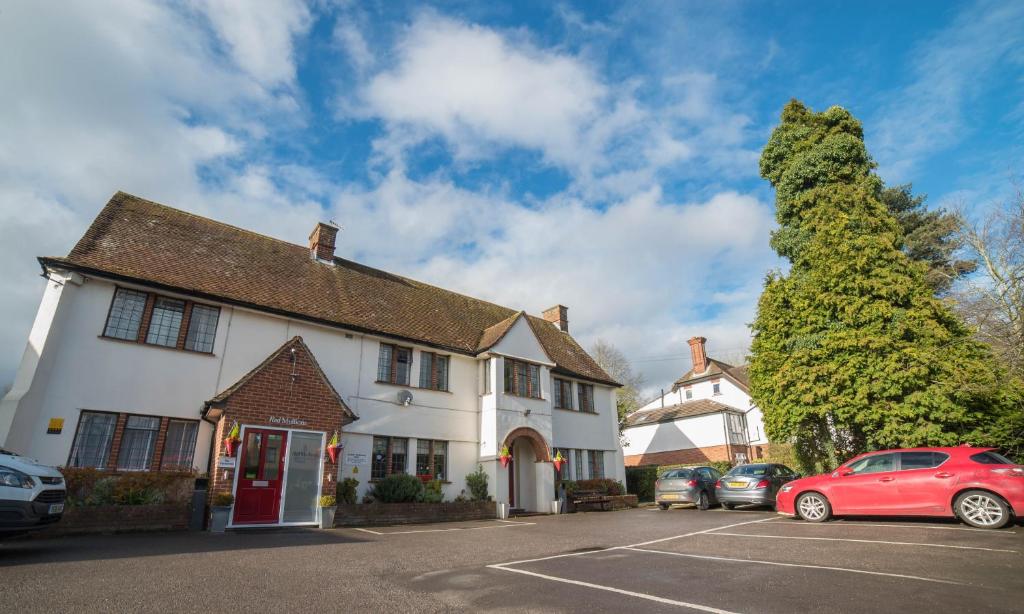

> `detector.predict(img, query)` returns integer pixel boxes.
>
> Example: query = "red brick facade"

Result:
[624,444,752,467]
[205,336,356,507]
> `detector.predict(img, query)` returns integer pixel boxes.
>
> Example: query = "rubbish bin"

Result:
[189,477,208,531]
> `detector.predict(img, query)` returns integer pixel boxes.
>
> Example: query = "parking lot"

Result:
[2,507,1021,612]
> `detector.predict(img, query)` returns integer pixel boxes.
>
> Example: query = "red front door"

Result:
[233,428,287,525]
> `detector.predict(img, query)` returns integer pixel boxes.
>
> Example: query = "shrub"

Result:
[566,478,624,496]
[658,461,734,476]
[212,493,234,507]
[625,466,658,502]
[465,465,490,501]
[62,468,195,507]
[319,495,337,507]
[337,478,358,505]
[421,479,444,503]
[371,473,423,503]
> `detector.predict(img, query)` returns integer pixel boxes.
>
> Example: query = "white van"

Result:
[0,447,66,535]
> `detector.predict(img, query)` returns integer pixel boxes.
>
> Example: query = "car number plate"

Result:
[728,482,746,488]
[662,494,678,499]
[48,503,64,514]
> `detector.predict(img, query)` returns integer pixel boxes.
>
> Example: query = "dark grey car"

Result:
[715,463,799,509]
[655,466,722,510]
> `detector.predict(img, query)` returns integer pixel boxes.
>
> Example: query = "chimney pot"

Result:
[309,222,338,262]
[542,304,569,333]
[688,336,708,374]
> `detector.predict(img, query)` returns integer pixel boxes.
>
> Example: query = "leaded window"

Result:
[161,420,199,470]
[419,352,449,391]
[504,359,541,398]
[577,383,595,413]
[377,344,412,385]
[416,440,447,480]
[68,411,118,468]
[184,304,219,353]
[553,378,573,409]
[104,288,148,340]
[145,298,185,347]
[116,415,161,471]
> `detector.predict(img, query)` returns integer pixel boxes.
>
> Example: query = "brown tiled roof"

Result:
[475,311,524,352]
[205,336,357,424]
[45,192,619,386]
[672,358,750,391]
[624,399,739,428]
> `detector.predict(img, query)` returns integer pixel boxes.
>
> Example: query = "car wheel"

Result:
[795,492,831,522]
[658,503,670,510]
[697,491,710,511]
[721,502,735,510]
[955,490,1011,529]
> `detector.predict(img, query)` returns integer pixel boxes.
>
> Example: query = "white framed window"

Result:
[104,288,148,341]
[161,420,199,470]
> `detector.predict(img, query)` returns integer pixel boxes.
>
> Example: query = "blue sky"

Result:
[1,0,1021,393]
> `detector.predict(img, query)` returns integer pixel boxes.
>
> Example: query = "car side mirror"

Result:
[838,467,854,477]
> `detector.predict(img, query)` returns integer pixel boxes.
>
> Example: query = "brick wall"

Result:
[624,444,751,467]
[334,501,497,527]
[208,338,351,506]
[37,503,191,537]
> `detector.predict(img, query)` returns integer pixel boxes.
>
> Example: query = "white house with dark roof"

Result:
[621,336,768,467]
[0,192,625,525]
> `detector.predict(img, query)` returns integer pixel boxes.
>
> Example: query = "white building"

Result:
[0,192,624,526]
[621,336,768,467]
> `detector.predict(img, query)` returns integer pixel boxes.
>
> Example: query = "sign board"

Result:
[47,418,64,434]
[344,453,367,466]
[269,416,308,426]
[217,457,237,469]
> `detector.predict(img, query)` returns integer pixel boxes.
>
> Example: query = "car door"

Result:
[827,452,901,515]
[699,468,721,502]
[894,452,955,514]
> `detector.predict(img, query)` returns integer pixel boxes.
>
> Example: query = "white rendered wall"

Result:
[622,413,733,457]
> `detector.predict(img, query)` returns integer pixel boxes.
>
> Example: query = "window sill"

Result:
[374,380,452,394]
[98,335,216,357]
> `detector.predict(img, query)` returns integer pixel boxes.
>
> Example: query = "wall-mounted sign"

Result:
[46,418,64,435]
[344,452,367,466]
[217,457,237,469]
[268,416,308,426]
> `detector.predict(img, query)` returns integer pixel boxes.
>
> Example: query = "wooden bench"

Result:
[571,489,612,511]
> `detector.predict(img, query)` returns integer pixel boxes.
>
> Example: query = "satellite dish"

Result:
[397,390,413,406]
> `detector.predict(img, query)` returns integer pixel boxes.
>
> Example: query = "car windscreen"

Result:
[727,465,770,477]
[659,469,691,479]
[970,451,1014,465]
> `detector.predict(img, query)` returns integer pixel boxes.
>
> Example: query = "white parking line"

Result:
[488,565,739,613]
[705,532,1018,553]
[492,517,776,568]
[354,520,535,535]
[623,548,964,585]
[832,520,1016,534]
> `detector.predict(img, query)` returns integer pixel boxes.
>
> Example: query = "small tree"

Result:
[590,339,645,437]
[465,465,490,501]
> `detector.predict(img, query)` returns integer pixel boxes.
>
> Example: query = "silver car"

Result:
[655,466,722,510]
[715,463,799,509]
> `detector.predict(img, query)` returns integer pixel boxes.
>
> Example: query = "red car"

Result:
[775,446,1024,529]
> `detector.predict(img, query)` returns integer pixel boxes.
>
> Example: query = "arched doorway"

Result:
[502,427,551,512]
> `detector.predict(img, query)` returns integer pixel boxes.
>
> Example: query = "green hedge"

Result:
[625,466,658,502]
[657,460,734,475]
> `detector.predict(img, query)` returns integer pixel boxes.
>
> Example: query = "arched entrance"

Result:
[502,427,551,512]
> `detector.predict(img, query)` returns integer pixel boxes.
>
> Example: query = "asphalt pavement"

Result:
[1,507,1021,613]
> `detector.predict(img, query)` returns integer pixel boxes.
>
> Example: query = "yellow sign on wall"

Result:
[47,418,64,434]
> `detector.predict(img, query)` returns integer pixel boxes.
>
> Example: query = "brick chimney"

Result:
[688,336,708,374]
[309,222,338,262]
[543,305,569,333]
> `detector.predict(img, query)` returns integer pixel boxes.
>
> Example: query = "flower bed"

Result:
[334,500,497,527]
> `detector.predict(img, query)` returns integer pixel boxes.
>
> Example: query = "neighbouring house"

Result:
[621,336,768,467]
[0,192,624,526]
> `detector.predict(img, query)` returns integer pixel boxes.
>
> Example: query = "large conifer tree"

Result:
[749,100,1003,470]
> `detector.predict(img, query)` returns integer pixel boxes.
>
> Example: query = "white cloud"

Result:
[358,13,607,170]
[330,172,777,391]
[190,0,312,87]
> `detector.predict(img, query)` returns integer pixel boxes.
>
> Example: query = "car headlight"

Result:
[0,465,36,488]
[780,485,793,493]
